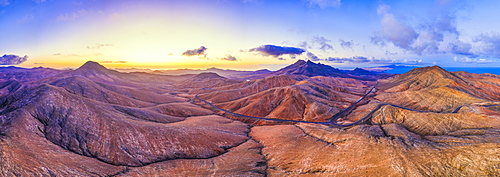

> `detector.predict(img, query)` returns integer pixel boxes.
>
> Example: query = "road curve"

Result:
[195,82,379,127]
[194,82,500,127]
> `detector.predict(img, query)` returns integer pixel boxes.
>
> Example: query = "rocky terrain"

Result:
[1,60,500,176]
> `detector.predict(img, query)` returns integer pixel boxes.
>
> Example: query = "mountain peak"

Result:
[274,60,343,77]
[73,61,112,77]
[77,61,107,71]
[349,67,376,76]
[407,65,450,77]
[382,65,463,92]
[292,60,307,65]
[193,72,226,80]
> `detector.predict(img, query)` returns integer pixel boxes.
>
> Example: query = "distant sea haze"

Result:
[385,67,500,75]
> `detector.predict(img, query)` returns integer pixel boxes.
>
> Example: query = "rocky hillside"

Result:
[1,61,500,176]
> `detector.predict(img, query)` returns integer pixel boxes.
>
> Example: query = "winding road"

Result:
[194,82,500,127]
[195,82,380,127]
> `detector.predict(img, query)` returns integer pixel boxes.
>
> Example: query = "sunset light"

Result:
[2,0,500,70]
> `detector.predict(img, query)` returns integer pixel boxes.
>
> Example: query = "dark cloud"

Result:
[297,36,334,52]
[0,54,28,65]
[306,52,320,61]
[219,55,237,61]
[339,38,354,49]
[182,46,207,57]
[250,45,305,57]
[87,43,113,49]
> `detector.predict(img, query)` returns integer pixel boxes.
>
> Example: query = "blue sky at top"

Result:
[1,0,500,69]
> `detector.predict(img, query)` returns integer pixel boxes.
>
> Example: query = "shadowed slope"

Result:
[1,84,249,167]
[0,61,265,175]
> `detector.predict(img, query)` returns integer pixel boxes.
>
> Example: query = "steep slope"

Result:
[0,84,250,172]
[371,104,500,135]
[4,60,500,176]
[379,66,463,92]
[213,83,364,123]
[0,61,266,176]
[0,80,22,96]
[251,123,500,176]
[0,66,65,82]
[376,66,500,112]
[49,76,156,107]
[71,61,178,90]
[195,74,308,103]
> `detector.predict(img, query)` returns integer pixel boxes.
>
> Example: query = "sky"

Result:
[1,0,500,70]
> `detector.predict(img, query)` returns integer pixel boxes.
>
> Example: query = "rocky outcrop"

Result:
[251,123,500,176]
[0,61,265,175]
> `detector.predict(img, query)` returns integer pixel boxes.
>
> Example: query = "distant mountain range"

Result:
[366,64,500,75]
[269,60,385,80]
[117,60,388,81]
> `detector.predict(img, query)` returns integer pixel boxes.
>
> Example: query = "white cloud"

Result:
[453,56,495,64]
[57,9,90,21]
[305,0,341,8]
[16,14,35,24]
[371,4,495,59]
[372,6,418,49]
